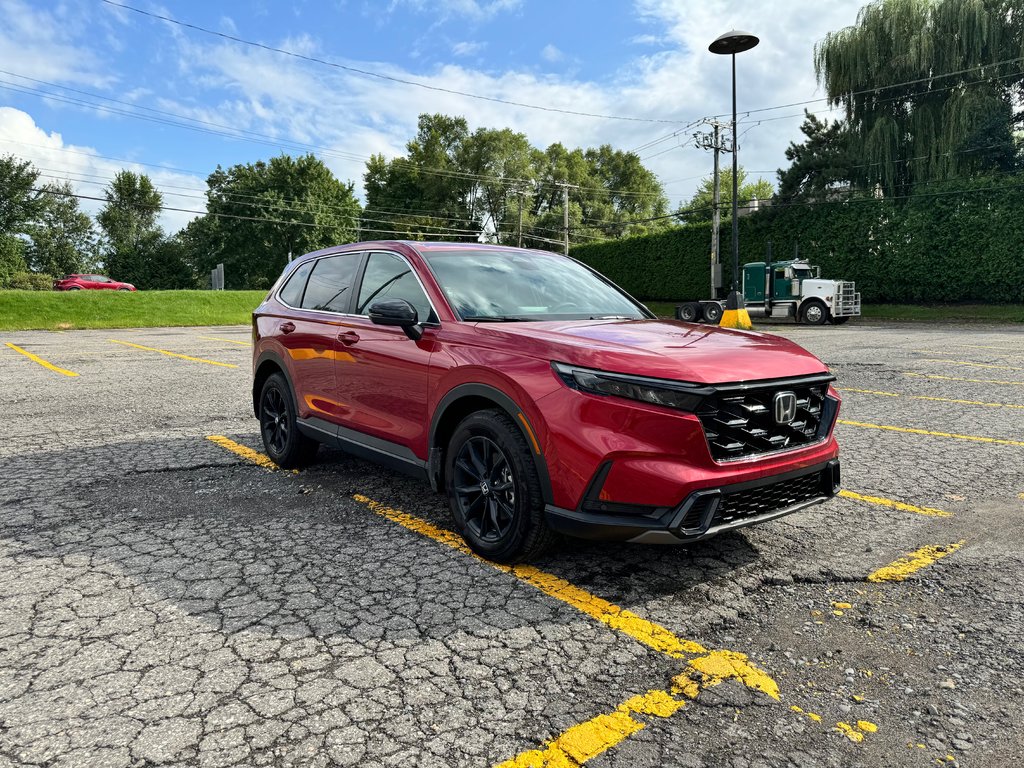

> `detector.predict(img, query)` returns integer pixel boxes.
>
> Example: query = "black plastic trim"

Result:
[252,349,291,417]
[297,415,428,481]
[430,383,554,504]
[543,460,838,543]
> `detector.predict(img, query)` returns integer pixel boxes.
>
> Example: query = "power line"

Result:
[101,1,686,126]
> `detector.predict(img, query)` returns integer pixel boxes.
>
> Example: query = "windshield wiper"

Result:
[461,315,538,322]
[590,315,637,320]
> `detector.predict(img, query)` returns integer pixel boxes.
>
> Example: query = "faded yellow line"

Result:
[110,339,238,368]
[838,419,1024,447]
[904,372,1024,387]
[839,387,1024,410]
[918,358,1024,372]
[838,490,951,518]
[868,541,965,583]
[199,335,250,346]
[836,720,879,743]
[207,435,279,470]
[5,342,79,377]
[495,688,685,768]
[352,493,779,700]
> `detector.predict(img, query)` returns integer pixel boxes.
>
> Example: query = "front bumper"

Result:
[544,459,840,544]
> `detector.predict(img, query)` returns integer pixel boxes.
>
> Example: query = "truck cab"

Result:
[742,260,860,325]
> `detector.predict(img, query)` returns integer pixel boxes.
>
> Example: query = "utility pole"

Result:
[518,190,524,248]
[562,184,570,255]
[694,119,730,300]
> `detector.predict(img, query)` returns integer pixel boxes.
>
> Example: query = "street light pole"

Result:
[709,30,759,330]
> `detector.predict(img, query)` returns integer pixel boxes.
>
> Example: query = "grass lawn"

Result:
[0,290,267,331]
[643,300,1024,324]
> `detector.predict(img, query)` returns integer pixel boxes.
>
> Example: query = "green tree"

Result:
[814,0,1022,196]
[0,154,45,237]
[776,111,858,201]
[0,235,28,287]
[677,167,774,223]
[25,182,97,276]
[363,114,670,248]
[97,170,164,284]
[187,154,360,289]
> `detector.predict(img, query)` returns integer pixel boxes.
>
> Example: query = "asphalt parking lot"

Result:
[1,321,1022,768]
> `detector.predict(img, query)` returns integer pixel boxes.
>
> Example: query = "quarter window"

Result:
[301,254,361,313]
[278,260,314,307]
[356,252,436,323]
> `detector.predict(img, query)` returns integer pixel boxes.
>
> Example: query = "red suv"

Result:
[54,274,136,291]
[252,242,841,562]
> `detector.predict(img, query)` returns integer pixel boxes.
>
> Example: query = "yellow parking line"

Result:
[4,342,79,377]
[207,435,279,470]
[838,419,1024,447]
[495,687,687,768]
[351,494,779,698]
[904,372,1024,387]
[867,541,965,583]
[839,387,1024,410]
[918,358,1024,372]
[200,335,250,346]
[110,339,238,368]
[838,490,951,517]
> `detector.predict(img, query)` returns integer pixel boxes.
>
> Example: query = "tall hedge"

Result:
[572,175,1024,304]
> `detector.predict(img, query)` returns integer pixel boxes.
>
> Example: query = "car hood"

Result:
[478,319,830,384]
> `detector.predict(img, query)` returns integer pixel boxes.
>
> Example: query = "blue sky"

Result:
[0,0,863,232]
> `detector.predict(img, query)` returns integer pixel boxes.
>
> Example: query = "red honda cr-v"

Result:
[252,242,841,562]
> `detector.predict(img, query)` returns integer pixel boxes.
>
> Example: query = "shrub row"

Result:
[572,175,1024,304]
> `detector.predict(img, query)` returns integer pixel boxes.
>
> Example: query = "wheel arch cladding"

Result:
[252,352,288,417]
[429,384,554,504]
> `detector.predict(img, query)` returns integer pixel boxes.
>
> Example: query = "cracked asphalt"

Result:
[1,321,1022,767]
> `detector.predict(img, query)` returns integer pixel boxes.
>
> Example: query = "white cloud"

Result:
[452,41,486,57]
[0,0,112,87]
[540,44,563,63]
[0,107,207,234]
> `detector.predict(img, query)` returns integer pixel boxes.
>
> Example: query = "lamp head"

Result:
[709,30,760,55]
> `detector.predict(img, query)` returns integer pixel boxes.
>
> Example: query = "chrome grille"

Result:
[698,379,835,461]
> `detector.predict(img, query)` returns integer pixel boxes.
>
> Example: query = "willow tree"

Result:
[815,0,1022,196]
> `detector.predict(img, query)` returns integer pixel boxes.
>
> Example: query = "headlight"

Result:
[552,362,709,412]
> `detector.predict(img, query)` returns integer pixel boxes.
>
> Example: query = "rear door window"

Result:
[278,261,314,307]
[301,253,361,313]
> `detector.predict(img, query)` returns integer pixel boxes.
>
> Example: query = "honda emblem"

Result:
[773,391,797,425]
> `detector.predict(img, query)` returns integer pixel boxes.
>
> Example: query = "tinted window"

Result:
[301,254,360,312]
[423,248,645,321]
[356,252,436,323]
[278,260,314,307]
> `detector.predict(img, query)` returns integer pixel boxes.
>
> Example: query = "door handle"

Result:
[280,321,296,334]
[338,331,360,346]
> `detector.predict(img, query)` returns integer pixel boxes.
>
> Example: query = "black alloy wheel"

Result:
[259,372,319,468]
[452,436,517,543]
[445,409,555,562]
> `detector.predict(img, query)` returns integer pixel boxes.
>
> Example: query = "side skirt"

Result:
[297,416,429,482]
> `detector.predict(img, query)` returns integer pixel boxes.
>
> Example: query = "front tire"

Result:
[259,372,319,468]
[800,300,829,325]
[445,410,555,563]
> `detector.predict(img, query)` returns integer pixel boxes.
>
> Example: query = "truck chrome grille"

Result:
[698,377,837,461]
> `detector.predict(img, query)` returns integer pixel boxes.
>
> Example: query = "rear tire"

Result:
[68,286,82,290]
[800,300,829,325]
[117,287,131,291]
[259,372,319,468]
[702,301,724,324]
[677,302,702,322]
[445,409,555,563]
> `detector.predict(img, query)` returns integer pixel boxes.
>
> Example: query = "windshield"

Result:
[422,248,649,321]
[793,267,813,280]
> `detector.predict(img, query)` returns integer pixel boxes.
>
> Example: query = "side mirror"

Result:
[369,298,423,340]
